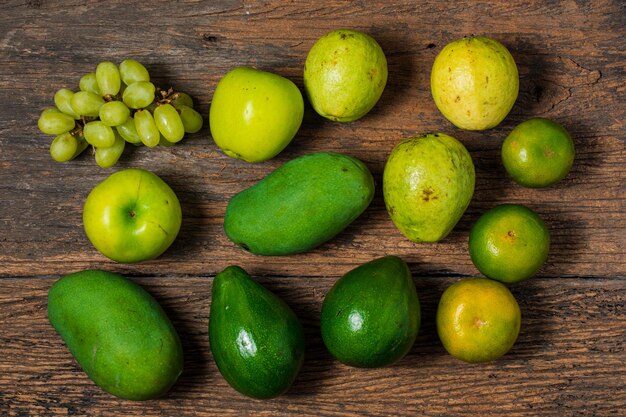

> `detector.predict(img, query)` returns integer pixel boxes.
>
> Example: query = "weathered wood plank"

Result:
[0,1,623,279]
[0,276,624,416]
[0,1,624,415]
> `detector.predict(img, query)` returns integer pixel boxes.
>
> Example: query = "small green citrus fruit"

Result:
[437,277,521,363]
[469,204,550,283]
[502,118,575,188]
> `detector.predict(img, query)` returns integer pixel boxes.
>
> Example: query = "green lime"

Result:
[437,277,521,363]
[502,118,575,188]
[469,204,550,283]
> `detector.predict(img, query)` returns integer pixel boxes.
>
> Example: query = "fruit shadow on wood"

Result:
[257,276,335,398]
[138,279,213,399]
[550,117,603,189]
[512,38,579,125]
[449,131,509,241]
[536,205,586,278]
[159,172,215,259]
[508,280,551,359]
[403,275,451,361]
[367,24,417,121]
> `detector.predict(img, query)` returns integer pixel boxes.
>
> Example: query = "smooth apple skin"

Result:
[83,168,182,263]
[209,66,304,163]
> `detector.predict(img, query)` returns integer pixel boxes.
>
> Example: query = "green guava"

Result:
[431,36,519,130]
[304,29,387,122]
[383,133,475,243]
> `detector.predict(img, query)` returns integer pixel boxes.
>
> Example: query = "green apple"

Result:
[83,169,182,263]
[209,66,304,163]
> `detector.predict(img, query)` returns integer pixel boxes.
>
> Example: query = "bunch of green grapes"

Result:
[37,59,203,168]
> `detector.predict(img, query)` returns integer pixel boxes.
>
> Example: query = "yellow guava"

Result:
[431,36,519,130]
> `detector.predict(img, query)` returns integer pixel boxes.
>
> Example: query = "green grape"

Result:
[83,120,115,147]
[116,117,142,144]
[159,135,176,147]
[99,101,130,126]
[123,81,155,109]
[53,89,80,119]
[38,110,75,135]
[41,107,61,115]
[134,109,160,147]
[178,105,203,133]
[171,92,194,109]
[154,103,184,143]
[79,73,100,95]
[119,59,150,85]
[96,61,121,96]
[70,91,104,117]
[50,133,88,162]
[74,135,89,156]
[95,132,125,168]
[50,133,78,162]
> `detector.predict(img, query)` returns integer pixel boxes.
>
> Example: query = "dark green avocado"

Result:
[320,256,420,368]
[209,266,305,399]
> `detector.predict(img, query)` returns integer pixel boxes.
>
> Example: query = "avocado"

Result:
[383,133,475,243]
[47,270,183,400]
[209,266,305,399]
[320,256,420,368]
[224,152,375,255]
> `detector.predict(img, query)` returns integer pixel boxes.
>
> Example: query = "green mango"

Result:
[47,270,183,400]
[383,133,475,243]
[209,266,305,399]
[224,152,375,255]
[321,256,420,367]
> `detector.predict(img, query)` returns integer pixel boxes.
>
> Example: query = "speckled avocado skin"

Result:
[209,266,305,399]
[383,133,475,243]
[431,36,519,130]
[224,152,375,255]
[47,270,183,401]
[304,29,388,122]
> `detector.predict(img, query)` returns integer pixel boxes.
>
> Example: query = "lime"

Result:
[469,204,550,283]
[437,277,521,363]
[502,118,575,188]
[430,36,519,130]
[304,29,387,122]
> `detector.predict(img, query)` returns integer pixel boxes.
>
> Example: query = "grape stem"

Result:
[156,87,183,105]
[70,118,87,138]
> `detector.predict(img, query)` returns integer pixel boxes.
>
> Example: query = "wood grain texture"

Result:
[0,276,624,416]
[0,0,624,415]
[0,0,624,278]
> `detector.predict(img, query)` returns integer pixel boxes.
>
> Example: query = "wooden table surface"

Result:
[1,1,624,415]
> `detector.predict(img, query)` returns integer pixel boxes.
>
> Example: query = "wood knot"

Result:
[202,34,219,43]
